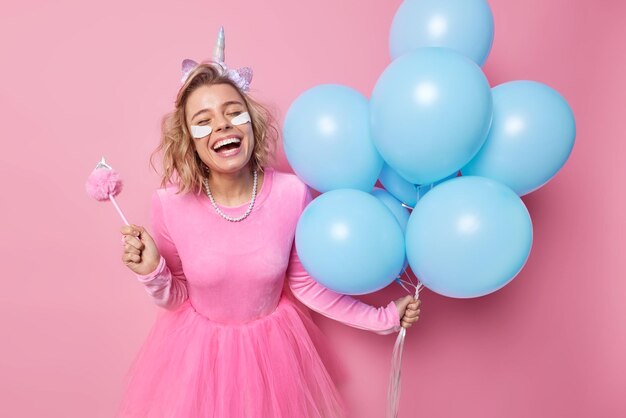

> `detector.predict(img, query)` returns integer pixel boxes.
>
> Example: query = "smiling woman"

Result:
[151,63,278,198]
[187,84,255,175]
[116,29,417,418]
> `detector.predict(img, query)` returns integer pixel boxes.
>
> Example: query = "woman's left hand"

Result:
[394,296,421,329]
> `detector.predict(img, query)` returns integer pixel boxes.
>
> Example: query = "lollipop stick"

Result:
[109,194,130,226]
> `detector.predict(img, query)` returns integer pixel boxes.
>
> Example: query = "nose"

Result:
[212,114,232,132]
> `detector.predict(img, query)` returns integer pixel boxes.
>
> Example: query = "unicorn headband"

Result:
[180,26,253,92]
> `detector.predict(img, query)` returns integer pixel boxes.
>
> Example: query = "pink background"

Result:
[1,0,624,417]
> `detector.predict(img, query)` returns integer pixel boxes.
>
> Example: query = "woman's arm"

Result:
[286,186,401,335]
[134,190,189,310]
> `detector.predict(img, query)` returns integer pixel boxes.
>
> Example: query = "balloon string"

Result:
[395,278,413,294]
[396,269,426,295]
[405,270,425,295]
[402,270,416,287]
[387,326,406,418]
[387,278,421,418]
[398,279,415,288]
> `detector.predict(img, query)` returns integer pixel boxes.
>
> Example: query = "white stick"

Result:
[109,194,130,226]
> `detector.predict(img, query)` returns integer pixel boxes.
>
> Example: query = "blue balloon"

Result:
[371,187,410,232]
[370,47,493,185]
[371,187,411,280]
[461,81,576,196]
[296,189,405,295]
[379,163,418,207]
[283,85,383,192]
[416,171,459,200]
[389,0,494,66]
[406,176,533,298]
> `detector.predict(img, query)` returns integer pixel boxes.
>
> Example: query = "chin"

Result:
[212,155,254,175]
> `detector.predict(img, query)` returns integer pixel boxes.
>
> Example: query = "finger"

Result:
[401,318,415,324]
[124,235,145,251]
[122,225,142,238]
[124,244,141,255]
[407,305,420,314]
[403,310,421,320]
[404,314,419,324]
[401,320,412,329]
[138,229,155,246]
[126,252,141,263]
[120,225,133,235]
[120,225,141,236]
[122,252,141,264]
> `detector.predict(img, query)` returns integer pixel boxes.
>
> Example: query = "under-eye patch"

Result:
[230,111,251,126]
[191,124,213,139]
[190,111,252,139]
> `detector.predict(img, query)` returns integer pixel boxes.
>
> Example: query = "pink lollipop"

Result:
[85,157,130,226]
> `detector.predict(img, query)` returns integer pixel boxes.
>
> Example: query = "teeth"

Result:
[213,137,241,151]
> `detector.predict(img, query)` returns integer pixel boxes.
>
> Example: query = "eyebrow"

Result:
[191,100,244,121]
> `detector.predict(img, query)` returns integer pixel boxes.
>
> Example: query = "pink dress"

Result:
[116,167,401,418]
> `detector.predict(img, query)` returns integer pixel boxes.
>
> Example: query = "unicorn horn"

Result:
[213,26,225,63]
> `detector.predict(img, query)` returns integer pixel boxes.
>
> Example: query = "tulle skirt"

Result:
[115,293,348,418]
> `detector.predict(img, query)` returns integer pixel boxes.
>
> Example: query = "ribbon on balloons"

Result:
[387,280,422,418]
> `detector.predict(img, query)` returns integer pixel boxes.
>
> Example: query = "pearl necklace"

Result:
[202,170,258,222]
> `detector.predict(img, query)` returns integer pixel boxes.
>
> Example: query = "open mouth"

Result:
[212,137,242,154]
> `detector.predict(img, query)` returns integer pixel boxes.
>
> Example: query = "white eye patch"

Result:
[190,124,212,139]
[190,111,251,139]
[231,111,251,126]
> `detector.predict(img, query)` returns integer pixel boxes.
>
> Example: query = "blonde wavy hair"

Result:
[150,62,278,195]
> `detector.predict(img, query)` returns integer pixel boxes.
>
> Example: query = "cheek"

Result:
[193,141,210,159]
[245,127,255,148]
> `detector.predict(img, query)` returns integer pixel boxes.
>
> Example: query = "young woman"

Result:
[117,33,421,417]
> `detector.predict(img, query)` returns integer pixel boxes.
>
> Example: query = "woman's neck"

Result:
[206,167,263,206]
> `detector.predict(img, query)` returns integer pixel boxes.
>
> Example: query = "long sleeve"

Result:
[134,189,189,310]
[287,186,401,336]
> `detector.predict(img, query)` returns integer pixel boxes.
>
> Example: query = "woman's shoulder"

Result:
[268,168,308,196]
[265,168,311,213]
[151,183,199,208]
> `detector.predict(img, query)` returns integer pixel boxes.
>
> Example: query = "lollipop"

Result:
[85,157,130,226]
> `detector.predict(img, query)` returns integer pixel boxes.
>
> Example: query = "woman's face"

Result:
[185,83,255,175]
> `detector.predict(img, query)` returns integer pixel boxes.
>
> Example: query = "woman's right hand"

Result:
[120,224,161,276]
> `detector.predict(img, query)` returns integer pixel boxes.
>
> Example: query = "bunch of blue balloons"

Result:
[284,0,575,298]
